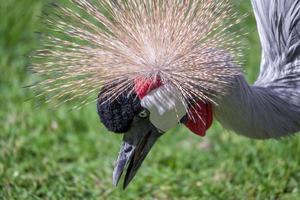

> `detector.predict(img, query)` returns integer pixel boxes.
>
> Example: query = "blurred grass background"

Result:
[1,0,300,199]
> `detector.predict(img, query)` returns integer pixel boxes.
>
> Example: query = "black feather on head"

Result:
[97,85,142,133]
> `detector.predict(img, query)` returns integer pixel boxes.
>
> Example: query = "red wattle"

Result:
[184,101,213,137]
[134,77,162,99]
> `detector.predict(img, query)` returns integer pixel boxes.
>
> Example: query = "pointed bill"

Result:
[112,117,162,189]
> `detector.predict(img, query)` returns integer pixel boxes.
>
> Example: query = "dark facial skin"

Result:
[97,86,143,133]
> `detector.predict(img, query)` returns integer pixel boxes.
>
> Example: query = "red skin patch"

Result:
[184,101,213,137]
[134,77,162,99]
[134,77,213,136]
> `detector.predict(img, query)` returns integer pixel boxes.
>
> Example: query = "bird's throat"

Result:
[184,101,213,137]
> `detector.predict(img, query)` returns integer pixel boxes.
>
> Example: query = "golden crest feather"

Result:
[31,0,244,109]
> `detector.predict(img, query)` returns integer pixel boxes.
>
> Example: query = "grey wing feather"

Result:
[251,0,300,86]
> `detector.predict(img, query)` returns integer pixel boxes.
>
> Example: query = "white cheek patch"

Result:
[140,84,187,132]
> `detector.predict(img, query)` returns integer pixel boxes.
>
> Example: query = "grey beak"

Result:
[112,119,162,189]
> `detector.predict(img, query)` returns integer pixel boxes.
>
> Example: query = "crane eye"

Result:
[138,109,149,118]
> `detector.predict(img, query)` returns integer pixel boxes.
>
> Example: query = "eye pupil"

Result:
[138,110,149,118]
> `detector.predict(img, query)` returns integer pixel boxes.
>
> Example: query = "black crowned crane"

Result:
[32,0,300,188]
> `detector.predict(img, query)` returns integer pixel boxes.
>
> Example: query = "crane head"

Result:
[97,77,213,189]
[30,0,244,190]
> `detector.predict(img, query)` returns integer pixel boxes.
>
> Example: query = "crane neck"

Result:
[214,75,300,139]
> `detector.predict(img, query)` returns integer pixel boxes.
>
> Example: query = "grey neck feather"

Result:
[214,75,300,139]
[215,0,300,139]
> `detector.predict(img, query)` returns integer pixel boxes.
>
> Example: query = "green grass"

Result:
[1,0,300,199]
